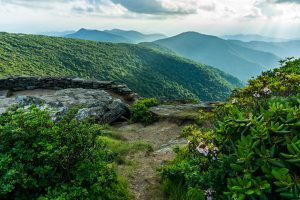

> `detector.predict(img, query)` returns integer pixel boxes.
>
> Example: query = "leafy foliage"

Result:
[0,107,130,200]
[159,59,300,199]
[0,32,243,101]
[229,58,300,110]
[131,98,159,124]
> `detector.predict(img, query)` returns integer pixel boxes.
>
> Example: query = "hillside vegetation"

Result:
[0,107,131,199]
[160,58,300,199]
[0,32,243,101]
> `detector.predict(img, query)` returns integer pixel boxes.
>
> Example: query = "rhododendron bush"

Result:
[159,59,300,200]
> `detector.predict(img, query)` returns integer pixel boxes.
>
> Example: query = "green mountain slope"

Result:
[154,32,280,81]
[105,29,166,43]
[65,28,131,43]
[0,32,243,101]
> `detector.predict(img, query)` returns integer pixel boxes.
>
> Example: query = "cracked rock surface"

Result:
[0,88,129,124]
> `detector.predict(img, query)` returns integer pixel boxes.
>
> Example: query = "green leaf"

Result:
[271,168,289,180]
[246,189,255,195]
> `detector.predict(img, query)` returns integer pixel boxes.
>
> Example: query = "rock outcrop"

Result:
[0,77,139,101]
[0,88,130,124]
[149,103,217,123]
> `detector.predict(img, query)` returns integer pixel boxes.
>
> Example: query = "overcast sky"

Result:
[0,0,300,38]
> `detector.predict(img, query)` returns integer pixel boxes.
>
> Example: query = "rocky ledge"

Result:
[0,88,130,124]
[149,103,220,123]
[0,77,140,101]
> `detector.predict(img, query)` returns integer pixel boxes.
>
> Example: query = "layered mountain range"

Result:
[63,28,299,81]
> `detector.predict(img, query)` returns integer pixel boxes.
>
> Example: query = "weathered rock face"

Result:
[149,103,215,123]
[0,88,130,124]
[149,103,211,117]
[0,77,140,101]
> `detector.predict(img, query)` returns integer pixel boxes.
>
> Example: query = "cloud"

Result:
[244,7,263,18]
[199,2,216,11]
[110,0,198,15]
[268,0,300,3]
[0,0,72,9]
[71,0,129,17]
[0,0,199,16]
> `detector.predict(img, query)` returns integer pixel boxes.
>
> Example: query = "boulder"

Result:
[0,88,130,124]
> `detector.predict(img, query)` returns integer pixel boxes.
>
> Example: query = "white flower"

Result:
[253,92,260,98]
[262,87,271,95]
[196,145,209,156]
[231,98,238,104]
[205,188,215,200]
[275,72,281,76]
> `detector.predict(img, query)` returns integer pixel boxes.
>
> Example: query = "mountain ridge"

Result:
[65,28,166,44]
[222,34,289,42]
[65,28,131,43]
[154,31,280,81]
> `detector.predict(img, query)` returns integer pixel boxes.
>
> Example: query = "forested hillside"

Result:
[0,32,243,101]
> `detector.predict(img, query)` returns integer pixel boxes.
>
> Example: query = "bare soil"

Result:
[113,121,187,200]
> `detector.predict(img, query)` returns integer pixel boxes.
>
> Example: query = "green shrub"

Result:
[228,58,300,112]
[0,107,130,200]
[220,96,300,199]
[159,60,300,199]
[160,96,300,199]
[131,98,159,125]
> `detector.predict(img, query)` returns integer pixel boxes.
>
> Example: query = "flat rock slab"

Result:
[149,103,212,121]
[0,88,129,124]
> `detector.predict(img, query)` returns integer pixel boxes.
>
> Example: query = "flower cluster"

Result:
[196,142,209,156]
[262,87,271,95]
[205,188,215,200]
[195,139,218,159]
[253,92,260,98]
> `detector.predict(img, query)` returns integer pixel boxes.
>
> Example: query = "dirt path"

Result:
[113,121,187,200]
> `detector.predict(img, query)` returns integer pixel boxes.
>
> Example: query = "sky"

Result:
[0,0,300,38]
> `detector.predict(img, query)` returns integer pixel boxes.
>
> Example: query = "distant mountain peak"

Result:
[154,31,280,81]
[222,34,289,42]
[171,31,220,40]
[66,28,166,44]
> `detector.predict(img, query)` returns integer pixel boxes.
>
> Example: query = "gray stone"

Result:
[0,76,140,101]
[0,88,130,124]
[149,103,210,117]
[15,96,45,106]
[149,103,214,122]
